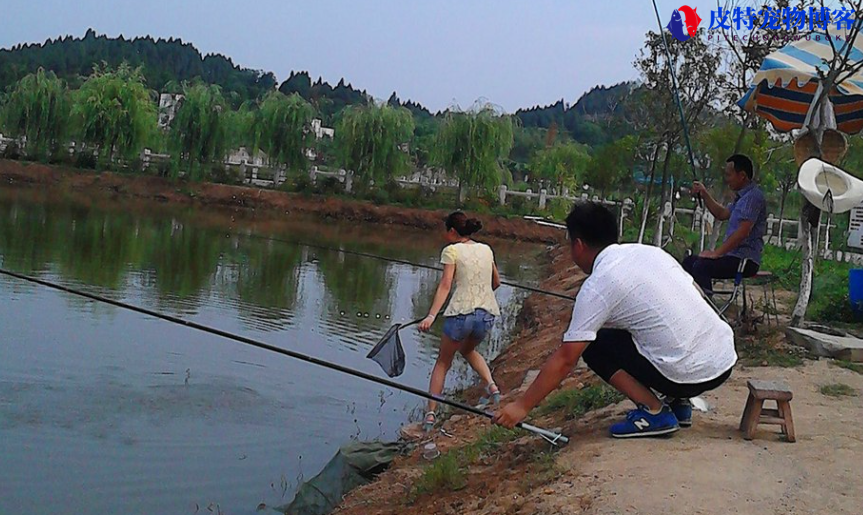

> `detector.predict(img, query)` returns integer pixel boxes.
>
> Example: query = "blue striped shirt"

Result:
[724,182,767,264]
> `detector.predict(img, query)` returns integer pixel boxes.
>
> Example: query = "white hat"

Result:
[797,158,863,214]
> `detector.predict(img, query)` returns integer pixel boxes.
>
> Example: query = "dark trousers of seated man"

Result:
[582,329,732,401]
[682,255,759,296]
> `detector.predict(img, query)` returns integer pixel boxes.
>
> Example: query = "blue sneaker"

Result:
[670,398,692,427]
[610,405,680,438]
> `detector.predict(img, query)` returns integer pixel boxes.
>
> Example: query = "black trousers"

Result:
[582,329,732,399]
[682,255,759,295]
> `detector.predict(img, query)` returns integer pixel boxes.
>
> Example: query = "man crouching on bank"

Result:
[494,202,736,438]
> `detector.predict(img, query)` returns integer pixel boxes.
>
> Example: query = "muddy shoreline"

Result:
[333,246,589,515]
[0,158,585,514]
[0,159,564,244]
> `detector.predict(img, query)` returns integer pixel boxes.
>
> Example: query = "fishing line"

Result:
[236,231,576,301]
[0,267,569,445]
[650,0,707,249]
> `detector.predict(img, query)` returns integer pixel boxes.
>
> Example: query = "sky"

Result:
[3,0,720,112]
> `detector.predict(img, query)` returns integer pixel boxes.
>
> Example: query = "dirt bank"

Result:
[332,249,863,515]
[0,159,563,244]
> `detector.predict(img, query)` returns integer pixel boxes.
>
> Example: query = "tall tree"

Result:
[170,82,228,180]
[789,0,863,326]
[253,91,315,173]
[336,102,414,186]
[72,63,156,163]
[634,29,722,246]
[433,105,514,201]
[1,68,70,160]
[585,135,638,198]
[529,142,590,193]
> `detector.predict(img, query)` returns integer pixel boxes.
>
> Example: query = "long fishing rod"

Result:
[0,267,568,445]
[650,0,707,250]
[237,231,576,302]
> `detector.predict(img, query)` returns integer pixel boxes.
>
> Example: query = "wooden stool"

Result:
[740,380,795,442]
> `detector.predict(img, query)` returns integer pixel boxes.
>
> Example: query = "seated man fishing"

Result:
[683,154,767,295]
[493,202,736,438]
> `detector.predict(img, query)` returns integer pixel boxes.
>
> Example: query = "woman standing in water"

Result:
[418,212,502,432]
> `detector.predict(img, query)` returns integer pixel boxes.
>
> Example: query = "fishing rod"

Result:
[237,231,576,302]
[650,0,707,251]
[0,267,569,445]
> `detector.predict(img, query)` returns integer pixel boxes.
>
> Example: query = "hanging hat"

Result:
[821,129,849,164]
[797,158,863,214]
[793,132,819,167]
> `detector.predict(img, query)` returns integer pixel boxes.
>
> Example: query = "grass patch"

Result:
[412,452,466,495]
[537,384,625,419]
[411,426,520,499]
[820,383,858,397]
[760,245,860,325]
[834,360,863,375]
[737,335,805,368]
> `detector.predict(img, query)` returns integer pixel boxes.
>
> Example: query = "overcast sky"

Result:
[4,0,720,112]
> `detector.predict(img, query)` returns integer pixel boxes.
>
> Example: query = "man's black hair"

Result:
[726,154,754,179]
[565,201,618,249]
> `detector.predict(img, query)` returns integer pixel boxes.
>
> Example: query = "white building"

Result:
[310,119,335,140]
[226,147,268,166]
[158,93,184,129]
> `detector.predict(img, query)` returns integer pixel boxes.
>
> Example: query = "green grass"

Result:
[760,245,861,325]
[537,384,625,419]
[737,337,805,368]
[834,360,863,375]
[412,451,467,495]
[410,426,520,498]
[819,383,858,397]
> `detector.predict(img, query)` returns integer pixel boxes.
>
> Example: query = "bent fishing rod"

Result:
[0,268,568,445]
[236,231,576,302]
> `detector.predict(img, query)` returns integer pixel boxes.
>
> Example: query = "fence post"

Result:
[619,198,633,240]
[345,171,353,193]
[498,185,507,206]
[309,165,317,183]
[766,214,775,239]
[539,189,547,210]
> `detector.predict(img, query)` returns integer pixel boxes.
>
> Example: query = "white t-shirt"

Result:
[563,244,737,384]
[440,242,501,317]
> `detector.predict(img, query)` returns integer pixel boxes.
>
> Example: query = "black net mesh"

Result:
[366,323,406,377]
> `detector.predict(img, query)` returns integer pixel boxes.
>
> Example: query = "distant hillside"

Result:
[0,30,439,118]
[516,82,637,146]
[1,29,630,139]
[0,29,277,104]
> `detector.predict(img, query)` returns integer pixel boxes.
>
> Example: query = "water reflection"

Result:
[0,187,544,515]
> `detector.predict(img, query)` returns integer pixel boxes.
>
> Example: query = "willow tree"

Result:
[336,102,414,186]
[433,105,514,202]
[1,69,70,161]
[253,91,315,172]
[529,142,590,193]
[170,83,228,180]
[72,63,156,163]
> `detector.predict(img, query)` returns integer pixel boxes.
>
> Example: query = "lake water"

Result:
[0,188,543,515]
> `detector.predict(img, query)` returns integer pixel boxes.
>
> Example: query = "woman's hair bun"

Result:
[464,218,482,235]
[445,211,483,236]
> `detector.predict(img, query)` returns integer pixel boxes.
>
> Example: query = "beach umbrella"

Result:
[738,31,863,135]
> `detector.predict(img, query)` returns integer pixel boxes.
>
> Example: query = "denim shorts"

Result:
[442,309,496,343]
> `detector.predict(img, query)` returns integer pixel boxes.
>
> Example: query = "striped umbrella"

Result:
[738,30,863,134]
